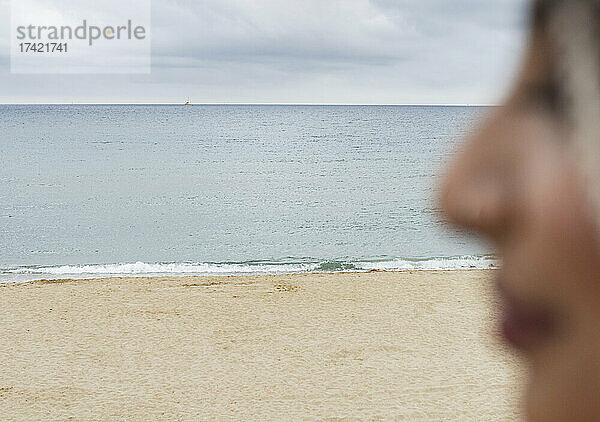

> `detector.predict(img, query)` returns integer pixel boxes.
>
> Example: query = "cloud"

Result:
[0,0,529,104]
[150,0,412,66]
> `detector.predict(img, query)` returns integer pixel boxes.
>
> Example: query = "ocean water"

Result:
[0,105,495,282]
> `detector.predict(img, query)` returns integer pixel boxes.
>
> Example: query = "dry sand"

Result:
[0,270,524,421]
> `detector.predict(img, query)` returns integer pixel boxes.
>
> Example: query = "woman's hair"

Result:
[533,0,600,28]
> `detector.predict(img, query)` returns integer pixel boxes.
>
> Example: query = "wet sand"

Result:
[0,270,523,421]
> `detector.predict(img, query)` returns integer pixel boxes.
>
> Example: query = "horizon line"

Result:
[0,102,499,107]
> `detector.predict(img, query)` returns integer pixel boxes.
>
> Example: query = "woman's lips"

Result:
[496,276,555,350]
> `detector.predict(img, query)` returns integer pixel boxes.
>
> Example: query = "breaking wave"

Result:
[0,255,498,283]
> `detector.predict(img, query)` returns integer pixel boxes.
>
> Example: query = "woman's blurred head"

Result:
[441,1,600,420]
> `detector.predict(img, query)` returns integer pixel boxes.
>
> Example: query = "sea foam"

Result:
[0,256,498,283]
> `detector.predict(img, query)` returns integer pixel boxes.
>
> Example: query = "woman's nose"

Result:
[439,116,509,237]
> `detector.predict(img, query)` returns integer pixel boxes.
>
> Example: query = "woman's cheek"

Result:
[532,154,600,301]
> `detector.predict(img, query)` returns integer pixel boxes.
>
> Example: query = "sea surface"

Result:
[0,105,495,282]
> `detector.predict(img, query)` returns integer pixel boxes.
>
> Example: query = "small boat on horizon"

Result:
[184,99,192,106]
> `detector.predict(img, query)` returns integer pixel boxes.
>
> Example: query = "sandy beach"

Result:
[0,270,523,421]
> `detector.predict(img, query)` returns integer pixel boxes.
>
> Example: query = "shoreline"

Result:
[1,255,499,284]
[1,270,522,420]
[1,268,499,285]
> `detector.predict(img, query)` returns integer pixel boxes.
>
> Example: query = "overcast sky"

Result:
[0,0,529,104]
